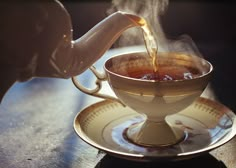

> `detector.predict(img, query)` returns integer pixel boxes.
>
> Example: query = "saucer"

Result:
[74,97,236,162]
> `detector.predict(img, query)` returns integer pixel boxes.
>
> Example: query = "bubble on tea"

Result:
[140,73,159,80]
[183,72,193,79]
[163,75,173,81]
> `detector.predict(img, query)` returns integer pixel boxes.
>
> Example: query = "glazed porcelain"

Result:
[74,97,236,161]
[72,51,213,146]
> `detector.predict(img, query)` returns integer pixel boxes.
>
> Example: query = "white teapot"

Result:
[0,0,143,101]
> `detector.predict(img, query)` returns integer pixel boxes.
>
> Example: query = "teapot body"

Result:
[0,0,142,101]
[1,1,73,81]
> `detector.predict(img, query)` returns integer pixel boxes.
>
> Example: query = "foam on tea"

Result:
[127,65,200,81]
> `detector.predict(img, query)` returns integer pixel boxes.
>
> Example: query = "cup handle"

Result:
[72,66,125,106]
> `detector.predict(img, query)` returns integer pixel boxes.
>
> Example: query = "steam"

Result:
[107,0,202,57]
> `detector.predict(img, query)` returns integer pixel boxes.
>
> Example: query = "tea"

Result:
[140,18,159,72]
[138,18,200,81]
[127,65,200,81]
[125,15,159,73]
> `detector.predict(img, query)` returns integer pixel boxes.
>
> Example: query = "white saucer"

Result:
[74,97,236,162]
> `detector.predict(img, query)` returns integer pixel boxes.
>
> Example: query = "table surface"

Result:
[0,46,235,168]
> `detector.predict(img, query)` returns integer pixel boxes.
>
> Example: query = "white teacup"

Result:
[72,51,213,147]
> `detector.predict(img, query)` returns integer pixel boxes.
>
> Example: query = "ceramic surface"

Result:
[73,52,213,146]
[74,97,236,161]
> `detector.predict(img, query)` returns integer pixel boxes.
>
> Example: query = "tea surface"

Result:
[132,17,200,81]
[127,65,201,81]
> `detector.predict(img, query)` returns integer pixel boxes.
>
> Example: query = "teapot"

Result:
[0,0,143,101]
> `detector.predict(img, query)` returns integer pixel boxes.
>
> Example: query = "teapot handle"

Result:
[72,66,125,106]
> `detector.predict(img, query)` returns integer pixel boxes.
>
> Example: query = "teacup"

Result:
[72,51,213,147]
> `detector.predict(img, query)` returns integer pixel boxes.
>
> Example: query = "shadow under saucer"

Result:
[95,153,227,168]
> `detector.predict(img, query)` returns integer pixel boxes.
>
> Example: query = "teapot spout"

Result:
[66,11,144,77]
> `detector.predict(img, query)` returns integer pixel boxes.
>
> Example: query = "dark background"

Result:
[62,0,236,112]
[160,1,236,112]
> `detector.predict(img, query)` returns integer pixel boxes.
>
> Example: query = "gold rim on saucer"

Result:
[74,97,236,162]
